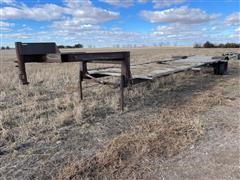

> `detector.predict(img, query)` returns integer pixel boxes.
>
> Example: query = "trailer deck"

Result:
[89,56,227,80]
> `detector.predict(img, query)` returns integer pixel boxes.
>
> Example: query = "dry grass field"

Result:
[0,47,239,179]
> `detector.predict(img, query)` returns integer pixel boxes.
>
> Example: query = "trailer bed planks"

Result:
[88,56,227,81]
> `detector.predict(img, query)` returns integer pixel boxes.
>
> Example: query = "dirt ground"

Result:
[156,101,240,180]
[0,47,239,179]
[138,72,240,180]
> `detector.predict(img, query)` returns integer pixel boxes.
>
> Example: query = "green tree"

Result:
[203,41,215,48]
[74,43,83,48]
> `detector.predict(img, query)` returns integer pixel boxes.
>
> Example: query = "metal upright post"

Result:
[15,42,28,85]
[79,61,88,101]
[79,69,83,101]
[120,75,125,111]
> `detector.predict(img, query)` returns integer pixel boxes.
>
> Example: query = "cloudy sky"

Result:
[0,0,239,47]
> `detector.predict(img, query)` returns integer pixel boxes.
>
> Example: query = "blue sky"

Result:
[0,0,239,47]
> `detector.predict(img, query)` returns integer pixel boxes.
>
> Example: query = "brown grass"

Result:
[0,47,238,179]
[55,73,228,179]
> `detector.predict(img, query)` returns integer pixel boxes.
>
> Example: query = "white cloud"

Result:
[0,21,13,27]
[64,0,92,8]
[150,22,239,45]
[141,6,219,24]
[64,3,119,24]
[225,12,240,26]
[100,0,134,7]
[45,23,159,47]
[51,23,142,46]
[0,4,64,21]
[53,21,101,31]
[0,0,121,46]
[0,0,119,23]
[139,0,186,9]
[0,20,14,31]
[153,0,186,8]
[0,0,15,4]
[151,24,203,40]
[236,27,240,33]
[153,24,187,36]
[1,33,30,39]
[100,0,185,8]
[50,0,119,31]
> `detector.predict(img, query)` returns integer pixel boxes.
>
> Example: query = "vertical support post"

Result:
[15,42,28,85]
[121,52,131,86]
[80,61,87,74]
[120,75,125,111]
[119,52,131,111]
[79,69,83,101]
[79,61,87,101]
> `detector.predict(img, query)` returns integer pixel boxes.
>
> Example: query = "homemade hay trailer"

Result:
[15,42,229,110]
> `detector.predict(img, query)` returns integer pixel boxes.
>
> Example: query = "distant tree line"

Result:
[57,43,83,48]
[1,46,10,50]
[194,41,240,48]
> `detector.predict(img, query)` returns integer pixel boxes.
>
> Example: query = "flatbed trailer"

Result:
[15,42,229,110]
[89,55,228,80]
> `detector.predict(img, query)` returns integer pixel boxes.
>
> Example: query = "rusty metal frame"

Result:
[15,42,131,111]
[15,42,229,111]
[61,51,131,110]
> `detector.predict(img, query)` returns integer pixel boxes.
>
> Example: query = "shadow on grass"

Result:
[81,66,239,123]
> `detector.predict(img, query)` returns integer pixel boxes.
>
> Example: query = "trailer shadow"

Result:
[130,69,237,111]
[81,65,239,124]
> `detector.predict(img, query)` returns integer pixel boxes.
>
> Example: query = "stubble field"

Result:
[0,47,239,179]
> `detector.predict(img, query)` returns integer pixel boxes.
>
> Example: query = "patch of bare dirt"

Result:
[141,99,240,180]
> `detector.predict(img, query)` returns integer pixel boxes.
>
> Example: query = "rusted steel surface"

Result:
[15,42,62,84]
[61,52,129,62]
[84,74,119,86]
[15,42,29,84]
[19,42,58,55]
[15,42,131,110]
[76,51,131,110]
